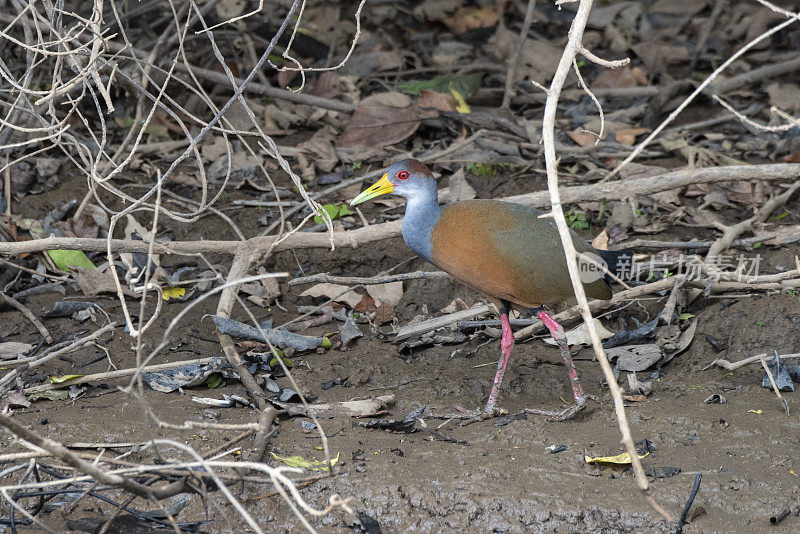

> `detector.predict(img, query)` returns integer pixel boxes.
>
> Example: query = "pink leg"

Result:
[527,309,595,421]
[485,312,514,413]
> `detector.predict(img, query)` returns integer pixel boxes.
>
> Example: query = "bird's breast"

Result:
[429,203,523,303]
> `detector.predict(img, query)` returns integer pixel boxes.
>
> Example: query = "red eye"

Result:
[396,170,409,180]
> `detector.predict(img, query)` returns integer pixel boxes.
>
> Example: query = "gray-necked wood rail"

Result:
[351,159,622,420]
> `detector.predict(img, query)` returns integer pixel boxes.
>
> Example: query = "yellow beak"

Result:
[350,174,394,206]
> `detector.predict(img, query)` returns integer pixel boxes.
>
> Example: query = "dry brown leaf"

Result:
[306,72,343,99]
[301,129,337,172]
[417,90,457,119]
[592,229,610,250]
[649,0,708,16]
[439,168,476,204]
[568,129,598,147]
[765,83,800,111]
[615,128,649,146]
[72,268,136,297]
[413,0,461,22]
[366,282,404,307]
[338,92,420,148]
[781,149,800,164]
[0,342,34,360]
[487,24,561,82]
[300,283,362,308]
[592,66,648,89]
[443,4,504,34]
[374,303,396,325]
[258,267,281,300]
[631,42,688,73]
[765,225,800,246]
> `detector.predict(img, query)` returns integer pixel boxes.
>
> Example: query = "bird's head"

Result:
[350,159,436,206]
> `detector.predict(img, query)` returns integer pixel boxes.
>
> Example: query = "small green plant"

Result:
[465,162,509,178]
[352,161,362,170]
[775,211,789,221]
[206,373,226,389]
[676,312,694,322]
[566,210,589,230]
[314,203,354,225]
[752,242,762,249]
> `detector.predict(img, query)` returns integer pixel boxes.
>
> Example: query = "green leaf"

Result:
[397,73,483,99]
[270,451,339,471]
[28,389,70,402]
[775,211,789,221]
[676,313,695,321]
[752,242,762,249]
[319,336,332,349]
[313,203,354,225]
[50,374,84,383]
[47,250,96,272]
[206,373,225,389]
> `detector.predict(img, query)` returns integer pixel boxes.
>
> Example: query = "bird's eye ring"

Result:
[396,170,409,180]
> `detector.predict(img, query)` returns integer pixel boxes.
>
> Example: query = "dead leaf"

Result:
[0,390,30,410]
[649,0,708,16]
[306,72,344,99]
[765,83,800,111]
[544,319,614,347]
[765,225,800,246]
[0,342,34,360]
[632,42,689,73]
[608,344,663,372]
[615,128,649,146]
[374,303,396,325]
[568,129,599,147]
[338,92,420,148]
[592,230,610,250]
[258,267,281,300]
[301,129,337,172]
[487,24,561,82]
[413,0,461,21]
[443,4,504,34]
[72,268,136,297]
[58,204,108,239]
[439,168,476,204]
[300,283,362,308]
[592,66,648,89]
[780,149,800,163]
[366,282,404,307]
[417,90,457,119]
[202,137,230,162]
[441,298,469,314]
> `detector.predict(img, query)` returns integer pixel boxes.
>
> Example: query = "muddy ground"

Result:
[3,163,800,534]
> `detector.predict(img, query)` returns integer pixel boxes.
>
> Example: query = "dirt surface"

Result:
[3,1,800,532]
[3,171,800,534]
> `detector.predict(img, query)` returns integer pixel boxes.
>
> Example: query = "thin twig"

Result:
[0,292,52,343]
[759,353,790,416]
[675,473,702,534]
[538,0,669,520]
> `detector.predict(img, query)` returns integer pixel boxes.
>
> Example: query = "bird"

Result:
[350,159,624,420]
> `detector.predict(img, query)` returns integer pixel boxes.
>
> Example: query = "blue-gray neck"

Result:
[401,185,441,263]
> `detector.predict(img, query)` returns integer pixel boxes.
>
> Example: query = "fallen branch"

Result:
[18,355,217,396]
[0,292,52,344]
[289,270,451,287]
[0,323,117,397]
[759,354,789,416]
[702,351,800,371]
[2,164,798,258]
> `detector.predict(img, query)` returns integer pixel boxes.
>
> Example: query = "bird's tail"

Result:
[596,249,634,282]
